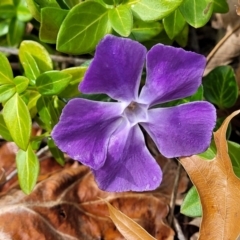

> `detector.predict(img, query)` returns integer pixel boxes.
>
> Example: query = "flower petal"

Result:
[80,35,147,102]
[52,98,124,169]
[139,44,206,106]
[92,120,162,192]
[141,102,216,158]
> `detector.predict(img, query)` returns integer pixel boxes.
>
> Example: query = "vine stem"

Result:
[0,46,87,65]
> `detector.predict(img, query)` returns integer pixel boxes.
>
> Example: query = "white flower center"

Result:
[123,101,148,125]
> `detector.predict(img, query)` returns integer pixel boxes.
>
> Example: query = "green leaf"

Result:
[213,0,228,13]
[130,18,163,42]
[25,0,41,21]
[109,5,132,37]
[227,141,240,178]
[0,113,13,141]
[7,17,25,47]
[0,4,16,19]
[131,0,183,21]
[163,8,186,39]
[179,0,214,28]
[34,0,60,8]
[17,0,32,22]
[27,90,41,117]
[174,23,188,47]
[0,52,14,84]
[203,66,238,109]
[181,186,202,217]
[48,137,65,166]
[13,76,29,93]
[16,144,39,194]
[36,96,60,131]
[19,41,53,84]
[63,0,79,8]
[0,84,16,102]
[0,19,9,37]
[3,93,31,150]
[57,1,111,54]
[59,66,87,98]
[40,7,68,43]
[36,70,72,96]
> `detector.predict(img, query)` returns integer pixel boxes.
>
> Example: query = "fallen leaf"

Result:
[105,200,156,240]
[0,164,174,240]
[180,110,240,239]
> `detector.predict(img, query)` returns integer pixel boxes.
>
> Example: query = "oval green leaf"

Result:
[57,1,111,54]
[16,144,39,194]
[109,5,132,37]
[3,93,31,150]
[0,84,16,102]
[0,113,13,141]
[36,70,72,95]
[131,18,163,42]
[131,0,183,21]
[19,41,53,84]
[14,76,29,93]
[203,66,238,109]
[0,52,14,84]
[7,17,25,47]
[163,8,186,39]
[48,137,65,166]
[40,7,69,43]
[181,186,202,217]
[179,0,214,28]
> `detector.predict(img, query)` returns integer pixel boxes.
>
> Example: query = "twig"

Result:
[169,159,181,226]
[173,217,187,240]
[0,46,87,65]
[206,24,240,63]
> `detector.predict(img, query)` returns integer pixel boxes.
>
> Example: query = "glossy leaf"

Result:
[203,66,238,109]
[131,19,163,42]
[0,52,14,84]
[7,17,25,46]
[0,84,16,102]
[57,1,111,54]
[163,8,186,39]
[17,0,32,22]
[27,90,41,118]
[181,186,202,217]
[25,0,41,21]
[174,23,188,47]
[36,71,72,96]
[131,0,183,21]
[179,0,213,28]
[59,66,87,98]
[48,137,65,166]
[105,201,157,240]
[40,7,68,43]
[0,4,16,19]
[0,19,9,37]
[0,113,13,141]
[109,5,132,37]
[37,96,59,131]
[16,144,39,194]
[13,76,29,94]
[213,0,228,13]
[228,141,240,178]
[3,93,31,150]
[19,41,53,84]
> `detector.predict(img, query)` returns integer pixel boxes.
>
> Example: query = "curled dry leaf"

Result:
[105,200,156,240]
[180,110,240,240]
[0,164,174,240]
[205,0,240,75]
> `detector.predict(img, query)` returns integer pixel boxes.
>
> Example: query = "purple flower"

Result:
[52,35,216,192]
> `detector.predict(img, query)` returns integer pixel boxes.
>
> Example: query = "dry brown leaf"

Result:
[0,164,174,240]
[180,110,240,240]
[105,201,157,240]
[204,0,240,75]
